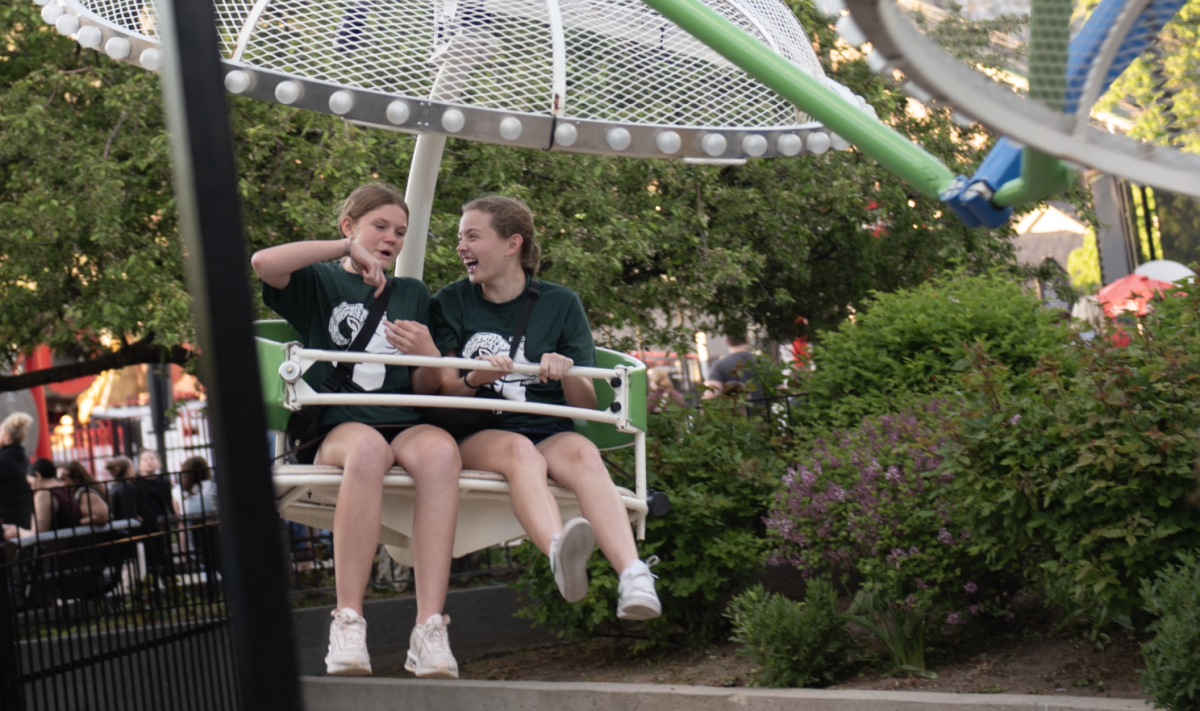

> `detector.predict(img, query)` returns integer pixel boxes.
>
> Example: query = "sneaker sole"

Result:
[326,659,372,676]
[617,598,662,621]
[556,518,596,603]
[405,652,459,679]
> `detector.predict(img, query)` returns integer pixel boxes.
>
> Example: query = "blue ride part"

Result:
[939,137,1022,228]
[945,0,1185,227]
[1065,0,1188,114]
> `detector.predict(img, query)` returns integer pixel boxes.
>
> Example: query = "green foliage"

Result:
[513,397,785,649]
[842,589,933,677]
[802,270,1072,425]
[1067,227,1102,294]
[1140,551,1200,711]
[767,400,1018,671]
[1,0,1022,384]
[945,288,1200,628]
[726,581,856,687]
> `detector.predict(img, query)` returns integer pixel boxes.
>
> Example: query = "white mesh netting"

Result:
[75,0,835,128]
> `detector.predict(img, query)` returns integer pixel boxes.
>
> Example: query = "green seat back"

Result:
[255,320,299,431]
[254,321,647,446]
[574,348,647,450]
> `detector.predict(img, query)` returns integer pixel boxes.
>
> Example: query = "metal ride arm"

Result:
[636,0,957,200]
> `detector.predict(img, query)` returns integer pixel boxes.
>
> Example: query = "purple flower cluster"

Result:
[766,403,957,577]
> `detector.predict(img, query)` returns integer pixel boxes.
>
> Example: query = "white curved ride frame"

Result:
[272,347,649,565]
[275,468,648,566]
[841,0,1200,197]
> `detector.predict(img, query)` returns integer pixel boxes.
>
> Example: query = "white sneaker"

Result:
[325,608,371,676]
[549,517,595,603]
[404,614,459,679]
[617,557,662,621]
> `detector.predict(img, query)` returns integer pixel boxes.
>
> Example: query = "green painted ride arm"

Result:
[991,148,1074,207]
[638,0,958,198]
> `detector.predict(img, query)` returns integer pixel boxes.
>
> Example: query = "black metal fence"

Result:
[0,473,235,711]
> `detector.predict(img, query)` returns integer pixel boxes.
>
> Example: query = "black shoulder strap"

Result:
[509,280,540,359]
[320,279,395,393]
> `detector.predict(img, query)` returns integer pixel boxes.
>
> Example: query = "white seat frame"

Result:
[270,344,648,566]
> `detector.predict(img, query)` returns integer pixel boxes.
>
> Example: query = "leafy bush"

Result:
[1140,551,1200,711]
[803,270,1071,425]
[513,396,786,649]
[946,287,1200,627]
[766,401,1016,649]
[726,580,856,687]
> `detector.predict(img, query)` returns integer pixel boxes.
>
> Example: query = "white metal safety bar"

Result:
[291,347,622,381]
[280,344,637,432]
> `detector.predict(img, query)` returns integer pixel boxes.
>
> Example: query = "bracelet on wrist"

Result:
[342,238,353,259]
[463,372,477,389]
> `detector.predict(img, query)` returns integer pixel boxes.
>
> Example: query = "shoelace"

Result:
[335,613,366,648]
[420,616,452,655]
[622,556,660,587]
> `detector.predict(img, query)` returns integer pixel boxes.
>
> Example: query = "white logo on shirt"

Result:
[327,301,399,391]
[461,331,538,402]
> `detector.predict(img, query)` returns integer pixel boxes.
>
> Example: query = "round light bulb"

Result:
[40,3,64,24]
[328,90,354,115]
[275,80,303,105]
[139,47,162,71]
[77,25,102,48]
[104,37,131,60]
[441,109,465,133]
[831,133,851,151]
[700,133,727,157]
[776,134,802,157]
[386,100,410,125]
[806,132,831,154]
[606,127,631,151]
[655,131,681,154]
[498,116,523,141]
[554,123,578,147]
[55,14,79,35]
[224,70,253,95]
[741,134,768,157]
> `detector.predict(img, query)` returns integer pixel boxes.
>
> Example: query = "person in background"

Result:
[105,457,139,521]
[178,455,218,554]
[0,413,34,532]
[58,461,110,526]
[2,458,79,539]
[179,456,218,517]
[646,367,685,414]
[703,333,762,402]
[134,449,173,575]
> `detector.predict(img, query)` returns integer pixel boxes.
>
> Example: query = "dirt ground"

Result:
[388,599,1148,697]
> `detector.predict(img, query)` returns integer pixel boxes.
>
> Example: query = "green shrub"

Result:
[513,396,786,649]
[946,287,1200,627]
[1140,551,1200,711]
[803,270,1071,425]
[766,400,1017,672]
[726,580,857,687]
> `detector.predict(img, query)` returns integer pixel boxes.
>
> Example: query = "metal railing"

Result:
[0,473,235,711]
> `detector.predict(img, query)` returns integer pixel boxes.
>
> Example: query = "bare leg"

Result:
[315,423,394,615]
[538,432,638,573]
[458,430,562,553]
[389,425,461,624]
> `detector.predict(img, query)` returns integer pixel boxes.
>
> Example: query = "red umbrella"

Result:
[1097,273,1177,318]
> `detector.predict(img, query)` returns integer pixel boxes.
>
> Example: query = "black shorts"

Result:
[457,421,575,445]
[313,423,411,455]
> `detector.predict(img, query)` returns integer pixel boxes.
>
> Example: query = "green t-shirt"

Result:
[262,261,431,430]
[431,277,596,429]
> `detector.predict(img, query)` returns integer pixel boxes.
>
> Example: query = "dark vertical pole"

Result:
[0,564,24,711]
[155,0,304,708]
[148,363,172,474]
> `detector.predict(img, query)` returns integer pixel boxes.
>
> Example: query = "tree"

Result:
[0,0,1019,391]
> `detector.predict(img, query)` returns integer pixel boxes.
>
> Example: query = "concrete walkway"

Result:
[301,677,1151,711]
